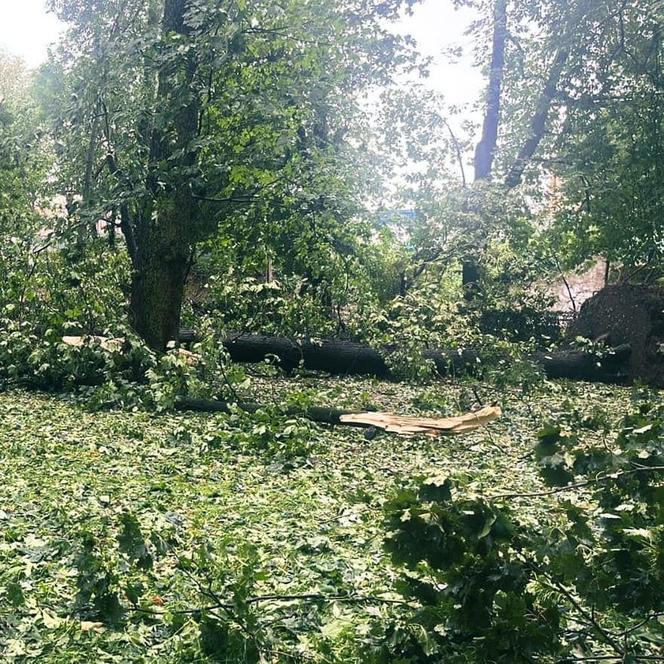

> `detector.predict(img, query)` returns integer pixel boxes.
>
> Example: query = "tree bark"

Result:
[175,397,368,427]
[504,46,569,188]
[474,0,508,182]
[464,0,508,297]
[130,218,191,351]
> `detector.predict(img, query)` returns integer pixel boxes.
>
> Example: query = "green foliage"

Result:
[381,478,562,663]
[546,0,664,277]
[1,1,664,660]
[0,216,128,359]
[1,370,662,661]
[534,393,664,615]
[379,392,664,662]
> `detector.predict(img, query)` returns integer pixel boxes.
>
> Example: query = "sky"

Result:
[394,0,482,114]
[0,0,63,68]
[0,0,483,106]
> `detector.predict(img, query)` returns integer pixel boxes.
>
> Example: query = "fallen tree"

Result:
[60,336,502,436]
[220,333,477,377]
[216,333,631,384]
[63,332,633,385]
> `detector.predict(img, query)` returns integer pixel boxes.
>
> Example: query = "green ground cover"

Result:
[0,377,647,661]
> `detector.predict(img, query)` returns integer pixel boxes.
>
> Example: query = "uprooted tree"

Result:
[567,284,664,388]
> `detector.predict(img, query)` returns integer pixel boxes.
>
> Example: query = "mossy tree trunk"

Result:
[129,202,192,351]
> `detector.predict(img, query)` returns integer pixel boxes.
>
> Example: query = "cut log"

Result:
[175,397,501,436]
[63,335,199,365]
[63,335,124,353]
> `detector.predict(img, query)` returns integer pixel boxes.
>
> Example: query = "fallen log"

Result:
[221,333,483,378]
[532,344,632,382]
[175,397,501,437]
[176,397,360,426]
[217,333,631,384]
[64,333,631,384]
[59,337,502,435]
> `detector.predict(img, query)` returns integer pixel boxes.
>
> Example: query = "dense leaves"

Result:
[381,391,664,662]
[0,0,663,661]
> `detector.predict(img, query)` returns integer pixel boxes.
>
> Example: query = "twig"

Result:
[619,611,664,637]
[490,466,664,500]
[443,119,467,187]
[535,568,624,657]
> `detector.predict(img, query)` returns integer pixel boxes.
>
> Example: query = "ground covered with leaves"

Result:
[0,375,658,662]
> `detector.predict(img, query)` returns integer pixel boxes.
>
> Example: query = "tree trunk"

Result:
[504,46,569,188]
[474,0,508,182]
[189,332,631,385]
[127,0,200,352]
[130,226,191,352]
[462,257,482,301]
[464,0,508,297]
[503,0,592,188]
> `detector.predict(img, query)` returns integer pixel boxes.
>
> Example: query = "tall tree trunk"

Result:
[474,0,508,182]
[503,0,591,188]
[128,0,200,351]
[130,203,192,351]
[464,0,508,299]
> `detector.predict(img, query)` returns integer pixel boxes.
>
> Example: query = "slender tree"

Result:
[461,0,592,297]
[463,0,507,299]
[473,0,507,182]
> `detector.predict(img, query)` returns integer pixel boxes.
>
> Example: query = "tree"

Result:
[449,0,603,298]
[462,0,508,299]
[0,51,50,324]
[46,0,418,350]
[126,0,200,352]
[547,0,664,280]
[473,0,507,182]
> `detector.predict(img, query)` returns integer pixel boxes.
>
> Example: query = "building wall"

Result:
[552,259,607,312]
